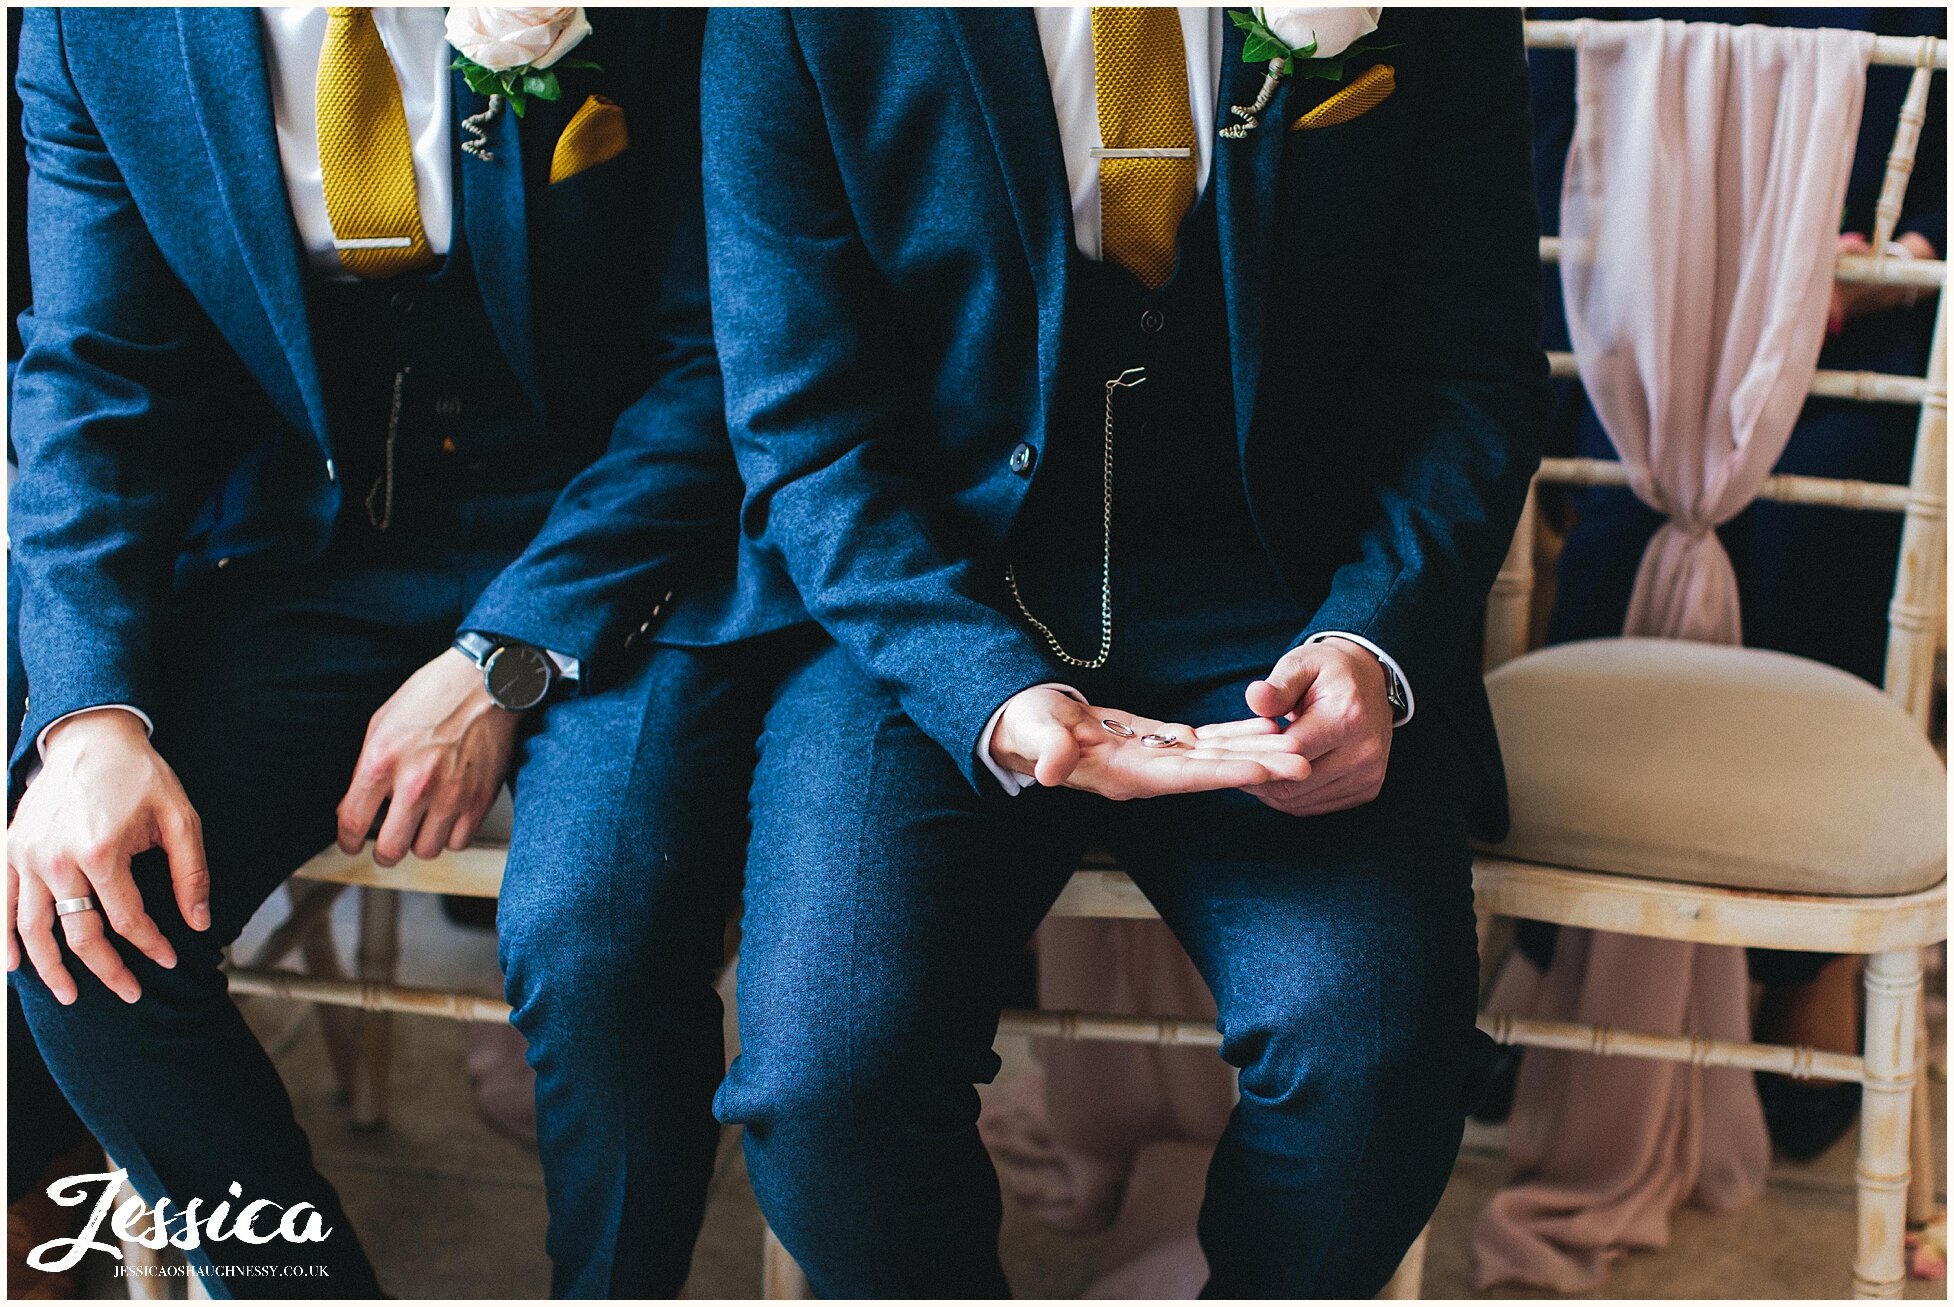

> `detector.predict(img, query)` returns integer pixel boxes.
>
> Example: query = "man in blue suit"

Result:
[7,8,774,1295]
[701,7,1548,1296]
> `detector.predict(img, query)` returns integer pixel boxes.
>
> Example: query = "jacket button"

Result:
[1140,308,1165,334]
[1139,420,1161,439]
[1009,442,1037,475]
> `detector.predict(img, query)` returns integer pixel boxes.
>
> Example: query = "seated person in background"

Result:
[1502,5,1945,1160]
[7,8,779,1296]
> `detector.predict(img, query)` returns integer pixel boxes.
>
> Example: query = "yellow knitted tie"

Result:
[1091,7,1196,290]
[316,7,434,279]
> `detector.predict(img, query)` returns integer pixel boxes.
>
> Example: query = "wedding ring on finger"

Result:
[1139,733,1182,749]
[1101,719,1138,738]
[54,896,99,918]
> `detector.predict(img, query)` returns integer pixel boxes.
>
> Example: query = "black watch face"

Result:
[483,644,553,711]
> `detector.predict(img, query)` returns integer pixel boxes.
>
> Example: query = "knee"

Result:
[496,862,724,1043]
[717,1013,993,1147]
[1225,997,1474,1124]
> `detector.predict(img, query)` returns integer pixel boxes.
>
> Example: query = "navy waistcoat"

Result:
[1008,190,1296,680]
[307,215,555,510]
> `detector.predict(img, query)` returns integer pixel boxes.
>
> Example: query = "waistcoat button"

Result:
[1140,308,1165,334]
[389,291,417,317]
[1009,442,1037,475]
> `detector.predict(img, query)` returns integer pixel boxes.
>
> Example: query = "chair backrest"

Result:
[1488,22,1948,733]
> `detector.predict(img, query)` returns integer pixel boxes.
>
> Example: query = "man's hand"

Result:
[1830,231,1936,333]
[6,709,209,1005]
[1241,637,1394,817]
[988,687,1309,801]
[336,648,520,866]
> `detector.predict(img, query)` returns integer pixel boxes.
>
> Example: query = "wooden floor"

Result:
[76,888,1949,1299]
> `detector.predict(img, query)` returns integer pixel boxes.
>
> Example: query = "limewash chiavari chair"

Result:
[221,20,1946,1299]
[1469,21,1949,1303]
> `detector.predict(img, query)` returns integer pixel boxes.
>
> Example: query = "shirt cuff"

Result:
[36,704,156,761]
[1304,631,1414,727]
[976,683,1086,795]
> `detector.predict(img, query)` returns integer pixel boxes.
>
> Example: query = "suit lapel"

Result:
[941,9,1073,423]
[173,8,330,452]
[454,68,545,418]
[1213,20,1290,447]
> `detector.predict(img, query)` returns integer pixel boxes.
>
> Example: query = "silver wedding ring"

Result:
[1139,733,1182,749]
[54,896,98,918]
[1101,719,1137,738]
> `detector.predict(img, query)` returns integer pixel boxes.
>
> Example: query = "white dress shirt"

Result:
[979,10,1410,794]
[259,6,454,279]
[1032,7,1222,261]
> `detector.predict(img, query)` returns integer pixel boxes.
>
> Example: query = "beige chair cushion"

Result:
[1481,637,1946,896]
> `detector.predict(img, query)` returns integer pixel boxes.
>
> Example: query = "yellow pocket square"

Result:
[1289,64,1395,132]
[550,95,629,184]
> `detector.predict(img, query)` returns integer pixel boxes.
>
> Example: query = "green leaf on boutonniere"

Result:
[1228,8,1317,72]
[1242,32,1286,64]
[457,59,503,97]
[452,55,592,118]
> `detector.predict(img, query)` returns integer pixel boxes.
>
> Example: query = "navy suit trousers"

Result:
[498,626,801,1297]
[717,573,1497,1297]
[10,485,749,1297]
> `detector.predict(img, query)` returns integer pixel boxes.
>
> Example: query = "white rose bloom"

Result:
[445,7,593,73]
[1256,7,1381,60]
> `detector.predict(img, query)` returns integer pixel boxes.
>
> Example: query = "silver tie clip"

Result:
[1089,147,1194,159]
[333,236,416,250]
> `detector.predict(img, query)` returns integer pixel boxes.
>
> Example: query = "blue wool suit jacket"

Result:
[9,7,778,780]
[701,8,1551,828]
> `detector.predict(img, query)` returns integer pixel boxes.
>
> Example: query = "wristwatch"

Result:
[1382,662,1410,721]
[453,632,556,711]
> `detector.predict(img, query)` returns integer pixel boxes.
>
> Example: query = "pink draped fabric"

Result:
[1472,18,1874,1292]
[979,919,1228,1297]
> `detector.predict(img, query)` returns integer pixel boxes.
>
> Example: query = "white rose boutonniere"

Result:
[448,7,596,117]
[1221,7,1392,138]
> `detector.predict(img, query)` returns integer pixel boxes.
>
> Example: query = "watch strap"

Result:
[453,630,498,666]
[1383,663,1409,717]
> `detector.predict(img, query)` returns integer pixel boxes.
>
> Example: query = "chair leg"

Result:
[761,1223,810,1299]
[349,887,402,1132]
[1855,948,1921,1298]
[1377,1220,1429,1299]
[300,915,362,1105]
[1908,998,1937,1228]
